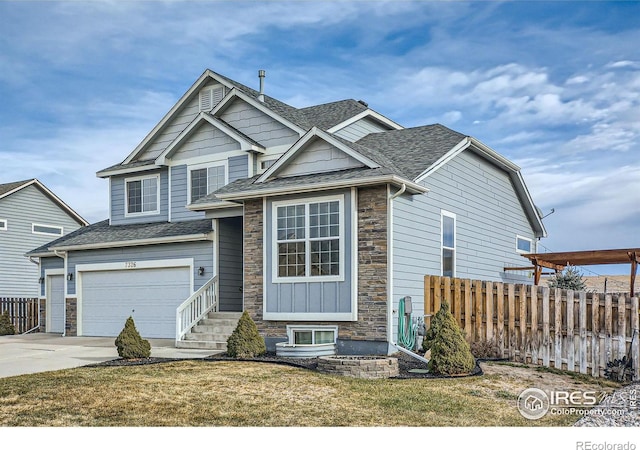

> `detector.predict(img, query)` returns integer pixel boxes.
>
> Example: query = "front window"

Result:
[190,165,226,203]
[442,211,456,277]
[126,175,159,215]
[274,196,343,281]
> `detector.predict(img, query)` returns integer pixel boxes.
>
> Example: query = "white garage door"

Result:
[80,267,191,338]
[47,275,65,333]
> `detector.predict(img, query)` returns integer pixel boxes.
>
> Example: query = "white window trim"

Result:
[271,194,345,283]
[124,174,161,218]
[441,210,456,277]
[516,235,534,254]
[286,325,338,344]
[32,222,64,236]
[0,218,7,231]
[187,161,228,205]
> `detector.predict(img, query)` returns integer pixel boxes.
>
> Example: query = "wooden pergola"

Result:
[507,248,640,297]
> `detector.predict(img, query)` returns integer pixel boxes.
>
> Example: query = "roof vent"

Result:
[357,99,368,107]
[258,70,266,102]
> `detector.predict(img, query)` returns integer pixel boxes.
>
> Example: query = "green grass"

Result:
[0,360,616,427]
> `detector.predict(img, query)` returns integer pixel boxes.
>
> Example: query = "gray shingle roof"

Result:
[97,159,158,174]
[0,179,32,197]
[300,100,368,131]
[27,219,213,254]
[356,124,467,179]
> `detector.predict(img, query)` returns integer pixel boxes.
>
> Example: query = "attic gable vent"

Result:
[199,86,226,111]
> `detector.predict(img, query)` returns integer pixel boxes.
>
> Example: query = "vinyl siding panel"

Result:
[39,257,65,297]
[391,149,538,336]
[217,217,243,311]
[171,122,241,162]
[278,140,364,178]
[110,169,169,225]
[0,185,84,297]
[220,98,299,148]
[170,165,205,222]
[228,155,249,183]
[66,240,214,296]
[264,190,353,315]
[333,117,388,142]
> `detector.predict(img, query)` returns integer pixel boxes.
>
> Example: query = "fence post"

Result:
[485,281,493,343]
[496,282,505,358]
[530,286,538,365]
[605,294,613,364]
[566,290,575,372]
[424,275,432,329]
[579,291,588,374]
[591,293,600,378]
[554,288,563,369]
[519,284,528,363]
[463,279,472,340]
[542,287,550,367]
[508,283,516,360]
[632,297,639,381]
[474,280,482,343]
[618,295,626,360]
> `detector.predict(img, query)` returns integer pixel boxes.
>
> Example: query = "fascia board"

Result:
[0,179,33,201]
[217,175,428,201]
[327,110,404,134]
[96,164,163,178]
[49,232,213,252]
[186,200,242,211]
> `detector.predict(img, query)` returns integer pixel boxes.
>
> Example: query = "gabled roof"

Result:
[27,218,213,255]
[0,179,88,226]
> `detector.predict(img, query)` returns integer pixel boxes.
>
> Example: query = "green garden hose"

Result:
[398,297,416,350]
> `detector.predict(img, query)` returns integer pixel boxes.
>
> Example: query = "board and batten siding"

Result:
[110,169,169,225]
[170,122,240,162]
[65,241,214,296]
[217,217,243,312]
[264,190,353,315]
[220,98,300,148]
[278,140,364,178]
[136,81,226,161]
[333,117,389,142]
[391,149,539,336]
[0,185,84,297]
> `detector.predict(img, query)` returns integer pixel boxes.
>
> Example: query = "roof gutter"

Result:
[216,175,428,202]
[49,232,213,252]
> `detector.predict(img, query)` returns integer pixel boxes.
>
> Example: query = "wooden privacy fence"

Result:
[423,276,640,380]
[0,298,39,334]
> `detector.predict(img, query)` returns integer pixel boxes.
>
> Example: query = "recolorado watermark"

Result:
[517,387,637,420]
[576,442,636,450]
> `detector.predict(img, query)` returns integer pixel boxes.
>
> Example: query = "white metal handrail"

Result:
[176,275,218,342]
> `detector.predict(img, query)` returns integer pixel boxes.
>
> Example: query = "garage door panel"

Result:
[81,267,191,338]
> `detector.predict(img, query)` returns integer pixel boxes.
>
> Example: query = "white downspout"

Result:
[54,250,67,336]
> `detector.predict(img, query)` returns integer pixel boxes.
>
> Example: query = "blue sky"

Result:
[1,0,639,277]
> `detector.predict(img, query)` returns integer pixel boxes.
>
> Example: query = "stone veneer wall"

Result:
[243,185,389,353]
[39,298,46,332]
[65,298,77,336]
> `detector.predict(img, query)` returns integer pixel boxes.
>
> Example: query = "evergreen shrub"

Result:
[427,302,476,375]
[226,311,266,358]
[115,316,151,359]
[0,310,16,335]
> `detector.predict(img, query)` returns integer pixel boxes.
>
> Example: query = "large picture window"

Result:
[125,175,159,215]
[273,196,343,282]
[441,210,456,277]
[190,165,226,203]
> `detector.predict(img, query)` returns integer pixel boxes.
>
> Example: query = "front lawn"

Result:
[0,360,620,427]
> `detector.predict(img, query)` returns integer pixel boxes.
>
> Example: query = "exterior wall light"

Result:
[198,267,205,276]
[67,272,73,281]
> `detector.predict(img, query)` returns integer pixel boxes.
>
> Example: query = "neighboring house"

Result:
[28,69,546,354]
[0,179,87,321]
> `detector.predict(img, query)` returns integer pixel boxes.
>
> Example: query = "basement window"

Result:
[287,325,338,345]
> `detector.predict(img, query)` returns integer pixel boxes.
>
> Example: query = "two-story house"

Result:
[29,69,545,355]
[1,179,87,332]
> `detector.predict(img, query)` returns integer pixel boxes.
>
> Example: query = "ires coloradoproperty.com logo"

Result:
[517,387,634,420]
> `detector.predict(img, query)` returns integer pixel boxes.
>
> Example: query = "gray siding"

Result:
[228,155,249,183]
[110,169,169,225]
[0,185,83,297]
[136,81,226,161]
[278,140,363,178]
[334,117,388,142]
[39,256,65,297]
[218,217,243,311]
[66,240,214,296]
[220,98,299,148]
[391,149,538,336]
[265,190,353,314]
[171,122,240,161]
[170,165,205,222]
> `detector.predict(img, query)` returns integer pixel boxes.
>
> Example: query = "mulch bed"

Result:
[88,351,484,379]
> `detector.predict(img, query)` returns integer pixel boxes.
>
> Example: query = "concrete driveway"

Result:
[0,333,219,379]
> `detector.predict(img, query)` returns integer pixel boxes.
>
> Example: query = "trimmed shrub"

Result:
[226,311,266,358]
[0,310,16,335]
[427,302,476,375]
[422,304,446,353]
[470,338,500,359]
[115,316,151,359]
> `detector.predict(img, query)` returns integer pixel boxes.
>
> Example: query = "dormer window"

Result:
[199,86,226,111]
[125,175,160,216]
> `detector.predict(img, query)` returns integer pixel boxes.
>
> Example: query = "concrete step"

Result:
[176,340,227,350]
[192,324,237,334]
[184,332,233,342]
[198,318,241,327]
[207,312,243,320]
